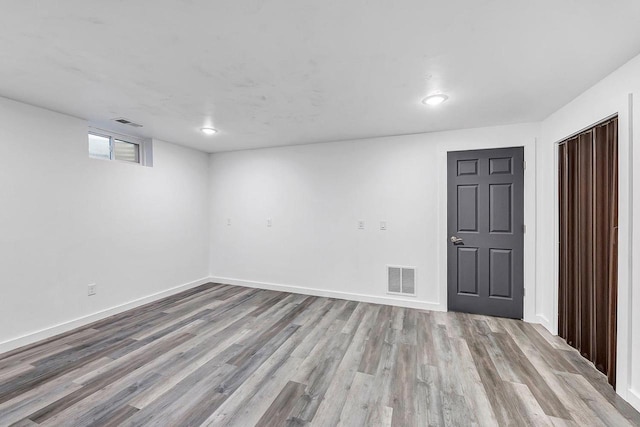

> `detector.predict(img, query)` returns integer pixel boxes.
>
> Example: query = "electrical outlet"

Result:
[380,221,387,231]
[88,284,97,296]
[267,218,272,227]
[358,220,365,230]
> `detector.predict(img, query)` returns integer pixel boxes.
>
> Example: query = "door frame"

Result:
[435,128,538,324]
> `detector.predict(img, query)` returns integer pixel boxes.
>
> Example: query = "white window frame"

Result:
[88,127,152,166]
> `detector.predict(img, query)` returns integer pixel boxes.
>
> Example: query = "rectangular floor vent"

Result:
[387,266,416,296]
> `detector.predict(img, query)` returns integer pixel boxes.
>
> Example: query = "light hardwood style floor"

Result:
[1,283,639,426]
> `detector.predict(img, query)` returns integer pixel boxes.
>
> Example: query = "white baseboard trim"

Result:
[534,313,556,335]
[627,388,640,412]
[0,277,211,355]
[210,276,445,312]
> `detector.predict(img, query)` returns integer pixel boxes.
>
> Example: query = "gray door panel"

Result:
[447,147,524,319]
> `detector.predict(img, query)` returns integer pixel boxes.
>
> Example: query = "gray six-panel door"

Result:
[447,147,524,319]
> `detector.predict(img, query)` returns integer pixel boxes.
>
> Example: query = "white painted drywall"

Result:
[537,53,640,409]
[208,123,539,315]
[208,45,640,405]
[1,50,638,411]
[0,97,210,350]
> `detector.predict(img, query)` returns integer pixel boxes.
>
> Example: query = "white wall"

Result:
[537,53,640,409]
[208,45,640,406]
[209,123,540,317]
[0,97,210,351]
[2,51,638,410]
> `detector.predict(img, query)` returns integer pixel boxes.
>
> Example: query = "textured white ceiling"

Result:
[1,0,640,152]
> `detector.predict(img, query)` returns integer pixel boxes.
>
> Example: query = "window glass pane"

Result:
[88,134,111,160]
[113,139,140,163]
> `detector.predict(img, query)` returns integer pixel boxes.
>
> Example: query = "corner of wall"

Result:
[207,151,215,280]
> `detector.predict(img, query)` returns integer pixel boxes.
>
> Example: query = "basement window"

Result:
[113,139,140,163]
[88,129,152,166]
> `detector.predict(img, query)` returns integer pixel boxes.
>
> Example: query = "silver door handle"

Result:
[450,236,464,244]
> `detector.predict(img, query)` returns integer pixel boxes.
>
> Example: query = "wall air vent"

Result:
[387,266,416,296]
[113,118,143,128]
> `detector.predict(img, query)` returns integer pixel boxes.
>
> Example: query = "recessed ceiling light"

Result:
[422,94,448,106]
[201,127,218,135]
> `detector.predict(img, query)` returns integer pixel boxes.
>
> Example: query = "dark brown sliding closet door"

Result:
[558,117,618,388]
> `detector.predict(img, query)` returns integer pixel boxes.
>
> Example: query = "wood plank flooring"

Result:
[1,283,639,426]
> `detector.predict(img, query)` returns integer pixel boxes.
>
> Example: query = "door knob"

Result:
[450,236,464,244]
